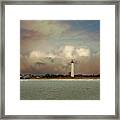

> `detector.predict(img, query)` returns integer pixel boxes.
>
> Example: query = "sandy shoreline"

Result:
[20,79,100,81]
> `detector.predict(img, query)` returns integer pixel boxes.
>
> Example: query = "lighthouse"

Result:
[71,60,74,77]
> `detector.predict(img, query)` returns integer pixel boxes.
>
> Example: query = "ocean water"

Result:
[20,79,100,100]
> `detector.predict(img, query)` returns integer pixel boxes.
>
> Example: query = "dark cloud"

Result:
[20,28,41,40]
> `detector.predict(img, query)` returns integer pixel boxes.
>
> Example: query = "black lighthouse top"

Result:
[71,60,74,63]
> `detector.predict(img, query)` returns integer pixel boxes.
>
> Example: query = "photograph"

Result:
[20,20,100,100]
[1,0,118,119]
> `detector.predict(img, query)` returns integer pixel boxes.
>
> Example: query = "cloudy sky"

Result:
[20,20,100,75]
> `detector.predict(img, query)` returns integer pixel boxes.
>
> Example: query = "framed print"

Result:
[0,0,119,119]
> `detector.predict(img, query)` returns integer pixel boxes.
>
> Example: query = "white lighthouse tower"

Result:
[71,60,74,77]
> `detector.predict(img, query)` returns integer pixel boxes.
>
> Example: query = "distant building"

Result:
[71,60,74,77]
